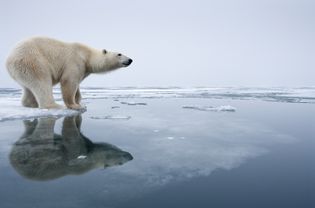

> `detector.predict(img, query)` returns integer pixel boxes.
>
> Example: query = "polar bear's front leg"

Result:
[75,88,82,105]
[61,80,83,110]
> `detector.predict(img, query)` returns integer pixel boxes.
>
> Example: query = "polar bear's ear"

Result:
[102,49,107,54]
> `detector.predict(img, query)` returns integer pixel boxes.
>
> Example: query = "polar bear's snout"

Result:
[122,58,133,67]
[118,53,133,67]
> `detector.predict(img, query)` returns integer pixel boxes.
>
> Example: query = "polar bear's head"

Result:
[88,48,133,73]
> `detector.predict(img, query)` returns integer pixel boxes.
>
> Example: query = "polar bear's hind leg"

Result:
[22,87,38,108]
[30,81,63,109]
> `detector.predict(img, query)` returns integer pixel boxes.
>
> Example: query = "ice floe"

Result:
[120,101,147,106]
[0,98,79,122]
[182,105,236,112]
[90,115,131,120]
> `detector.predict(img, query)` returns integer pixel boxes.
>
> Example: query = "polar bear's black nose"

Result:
[122,59,133,66]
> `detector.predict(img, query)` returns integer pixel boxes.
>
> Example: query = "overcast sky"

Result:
[0,0,314,88]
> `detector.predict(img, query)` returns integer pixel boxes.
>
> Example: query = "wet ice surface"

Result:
[0,87,314,208]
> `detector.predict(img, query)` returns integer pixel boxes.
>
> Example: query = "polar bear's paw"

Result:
[67,104,87,111]
[40,103,65,110]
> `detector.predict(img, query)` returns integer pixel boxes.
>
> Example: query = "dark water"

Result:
[0,98,314,208]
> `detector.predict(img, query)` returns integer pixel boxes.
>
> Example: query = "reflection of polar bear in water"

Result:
[9,115,133,181]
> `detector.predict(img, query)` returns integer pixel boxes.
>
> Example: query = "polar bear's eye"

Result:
[117,53,122,57]
[102,49,107,54]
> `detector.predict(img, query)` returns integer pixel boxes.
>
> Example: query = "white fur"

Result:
[6,37,132,109]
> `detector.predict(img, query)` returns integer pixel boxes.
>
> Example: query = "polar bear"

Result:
[6,37,133,110]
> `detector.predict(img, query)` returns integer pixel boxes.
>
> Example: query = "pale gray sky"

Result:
[0,0,314,87]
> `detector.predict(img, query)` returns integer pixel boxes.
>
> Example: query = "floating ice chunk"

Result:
[215,105,236,112]
[120,101,147,106]
[182,105,236,112]
[77,155,87,159]
[153,130,160,133]
[90,115,131,120]
[166,136,185,140]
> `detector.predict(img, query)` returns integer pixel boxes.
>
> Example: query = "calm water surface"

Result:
[0,98,314,208]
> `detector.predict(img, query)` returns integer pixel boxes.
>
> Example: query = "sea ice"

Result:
[2,87,315,103]
[0,86,313,122]
[120,101,147,106]
[77,87,315,103]
[0,98,79,122]
[182,105,236,112]
[90,115,131,120]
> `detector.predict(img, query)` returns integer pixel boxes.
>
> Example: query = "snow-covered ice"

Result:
[2,87,315,102]
[76,87,315,103]
[0,98,79,122]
